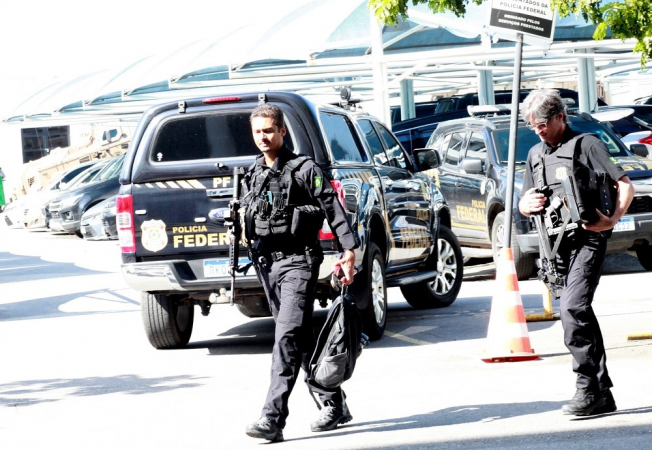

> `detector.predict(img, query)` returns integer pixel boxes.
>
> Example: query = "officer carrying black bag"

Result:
[242,103,359,443]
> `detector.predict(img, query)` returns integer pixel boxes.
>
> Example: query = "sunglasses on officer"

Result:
[525,112,562,131]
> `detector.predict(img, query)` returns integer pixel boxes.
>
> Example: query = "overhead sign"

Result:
[489,0,556,41]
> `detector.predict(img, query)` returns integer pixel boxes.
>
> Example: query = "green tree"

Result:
[369,0,652,66]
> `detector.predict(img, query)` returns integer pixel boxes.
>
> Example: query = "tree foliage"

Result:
[369,0,652,66]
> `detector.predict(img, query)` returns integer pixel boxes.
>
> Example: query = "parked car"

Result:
[590,105,652,156]
[46,159,112,231]
[392,89,607,153]
[117,91,464,349]
[420,105,652,279]
[22,160,105,230]
[80,195,117,240]
[49,155,124,236]
[3,197,26,228]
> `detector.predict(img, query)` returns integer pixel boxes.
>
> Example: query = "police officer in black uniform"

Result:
[519,89,634,416]
[243,104,359,442]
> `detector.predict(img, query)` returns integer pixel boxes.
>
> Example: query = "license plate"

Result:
[613,217,634,232]
[203,258,252,278]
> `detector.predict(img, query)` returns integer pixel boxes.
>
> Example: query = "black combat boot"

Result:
[561,388,606,416]
[594,388,617,414]
[246,417,284,442]
[310,400,353,432]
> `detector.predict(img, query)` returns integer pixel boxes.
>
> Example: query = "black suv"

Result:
[117,92,464,349]
[421,106,652,279]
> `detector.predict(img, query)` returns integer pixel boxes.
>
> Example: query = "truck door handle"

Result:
[382,177,394,189]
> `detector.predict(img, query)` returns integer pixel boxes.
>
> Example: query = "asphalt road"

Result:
[1,224,652,450]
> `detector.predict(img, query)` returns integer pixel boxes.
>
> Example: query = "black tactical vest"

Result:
[530,133,616,225]
[530,133,589,199]
[247,155,310,238]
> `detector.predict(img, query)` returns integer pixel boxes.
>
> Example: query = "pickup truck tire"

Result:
[636,245,652,270]
[236,297,273,318]
[401,225,463,308]
[141,293,194,349]
[491,212,535,280]
[353,242,387,341]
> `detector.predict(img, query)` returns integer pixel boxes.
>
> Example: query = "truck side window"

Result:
[444,132,465,166]
[319,112,368,163]
[466,132,487,171]
[358,119,389,166]
[376,125,409,170]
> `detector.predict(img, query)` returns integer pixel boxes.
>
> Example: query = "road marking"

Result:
[385,330,432,346]
[0,264,51,271]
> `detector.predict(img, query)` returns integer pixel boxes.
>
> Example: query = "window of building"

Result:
[21,126,70,163]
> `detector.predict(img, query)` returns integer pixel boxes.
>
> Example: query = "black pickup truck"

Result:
[117,92,463,349]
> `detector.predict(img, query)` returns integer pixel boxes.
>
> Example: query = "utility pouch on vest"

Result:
[292,205,325,242]
[270,214,291,235]
[254,217,270,237]
[254,213,292,237]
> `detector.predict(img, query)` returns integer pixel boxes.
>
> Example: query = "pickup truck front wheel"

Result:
[401,225,463,308]
[351,243,387,341]
[141,293,194,349]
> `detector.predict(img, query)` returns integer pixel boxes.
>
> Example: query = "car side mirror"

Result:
[413,148,441,171]
[459,157,484,174]
[630,143,650,158]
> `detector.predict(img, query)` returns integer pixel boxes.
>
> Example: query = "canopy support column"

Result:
[577,48,597,112]
[400,79,415,121]
[477,64,495,105]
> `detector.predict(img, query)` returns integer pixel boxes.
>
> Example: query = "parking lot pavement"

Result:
[1,223,652,450]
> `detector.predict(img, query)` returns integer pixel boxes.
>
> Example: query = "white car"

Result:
[3,197,26,228]
[620,130,652,158]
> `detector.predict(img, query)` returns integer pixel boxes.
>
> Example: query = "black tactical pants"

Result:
[256,254,342,429]
[555,230,612,392]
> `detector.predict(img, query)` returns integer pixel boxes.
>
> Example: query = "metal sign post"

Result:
[487,0,556,249]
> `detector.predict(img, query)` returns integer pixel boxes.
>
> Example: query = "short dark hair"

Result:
[250,104,285,130]
[522,89,567,124]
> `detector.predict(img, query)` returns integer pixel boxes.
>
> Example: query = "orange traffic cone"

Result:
[481,248,539,363]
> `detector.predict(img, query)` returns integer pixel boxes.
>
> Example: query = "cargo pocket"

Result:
[277,270,311,325]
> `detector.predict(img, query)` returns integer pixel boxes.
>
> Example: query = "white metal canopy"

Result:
[2,0,647,126]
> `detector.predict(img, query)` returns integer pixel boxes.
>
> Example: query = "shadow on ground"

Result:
[0,374,207,408]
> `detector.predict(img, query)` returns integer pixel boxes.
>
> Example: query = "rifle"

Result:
[533,180,582,300]
[225,167,246,306]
